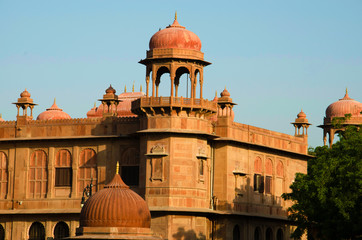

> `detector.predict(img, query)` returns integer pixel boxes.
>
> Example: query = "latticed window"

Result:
[254,157,264,193]
[29,150,47,198]
[78,149,97,195]
[28,222,45,240]
[54,221,69,240]
[0,152,8,199]
[55,150,72,187]
[265,159,273,194]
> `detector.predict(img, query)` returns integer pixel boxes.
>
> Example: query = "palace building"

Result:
[0,16,314,240]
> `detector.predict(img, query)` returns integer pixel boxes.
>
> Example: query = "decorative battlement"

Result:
[132,97,217,116]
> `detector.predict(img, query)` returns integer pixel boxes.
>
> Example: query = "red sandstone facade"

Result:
[0,16,314,240]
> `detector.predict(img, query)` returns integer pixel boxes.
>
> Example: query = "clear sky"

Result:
[0,0,361,148]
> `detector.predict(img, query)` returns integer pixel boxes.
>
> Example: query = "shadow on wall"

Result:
[172,227,206,240]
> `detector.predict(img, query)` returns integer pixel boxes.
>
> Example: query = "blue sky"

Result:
[0,1,361,147]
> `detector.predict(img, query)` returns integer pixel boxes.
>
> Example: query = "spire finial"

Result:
[54,98,56,104]
[140,84,143,92]
[215,90,217,97]
[94,102,96,108]
[346,87,348,95]
[124,85,127,93]
[116,161,119,175]
[132,81,135,92]
[0,114,2,118]
[175,11,177,20]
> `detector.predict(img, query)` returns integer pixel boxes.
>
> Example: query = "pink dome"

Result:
[149,18,201,51]
[326,90,362,118]
[37,99,71,120]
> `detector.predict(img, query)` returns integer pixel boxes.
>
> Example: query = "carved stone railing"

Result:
[132,97,217,115]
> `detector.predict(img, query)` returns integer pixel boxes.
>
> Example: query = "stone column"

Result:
[71,146,79,198]
[47,147,55,198]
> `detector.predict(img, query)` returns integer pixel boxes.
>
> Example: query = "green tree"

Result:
[283,126,362,240]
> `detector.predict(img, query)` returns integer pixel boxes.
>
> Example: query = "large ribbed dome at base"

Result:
[79,173,151,228]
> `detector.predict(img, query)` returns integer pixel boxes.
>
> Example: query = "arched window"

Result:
[29,150,48,198]
[0,224,5,240]
[254,227,261,240]
[276,161,284,178]
[55,150,72,187]
[266,227,273,240]
[233,225,240,240]
[29,222,45,240]
[0,152,8,198]
[265,159,273,194]
[54,221,69,240]
[78,149,97,195]
[277,228,284,240]
[275,160,284,197]
[254,157,264,193]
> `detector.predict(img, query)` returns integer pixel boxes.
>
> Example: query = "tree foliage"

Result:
[283,126,362,240]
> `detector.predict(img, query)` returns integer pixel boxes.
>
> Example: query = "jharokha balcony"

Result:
[132,96,217,116]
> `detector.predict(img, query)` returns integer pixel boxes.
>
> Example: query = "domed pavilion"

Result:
[318,89,362,146]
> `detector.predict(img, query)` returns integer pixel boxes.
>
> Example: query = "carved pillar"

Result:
[152,66,156,97]
[71,146,79,198]
[200,70,203,99]
[47,147,55,198]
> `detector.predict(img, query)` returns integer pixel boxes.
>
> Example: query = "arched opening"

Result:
[233,225,240,240]
[254,227,261,240]
[0,224,5,240]
[194,69,201,98]
[54,221,69,240]
[155,66,170,97]
[266,227,273,240]
[277,228,284,240]
[175,67,190,98]
[29,222,45,240]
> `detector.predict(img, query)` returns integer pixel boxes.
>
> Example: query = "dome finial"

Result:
[94,102,96,108]
[215,90,217,97]
[124,85,127,93]
[175,11,177,21]
[54,97,56,104]
[132,81,135,92]
[116,161,119,175]
[140,84,143,92]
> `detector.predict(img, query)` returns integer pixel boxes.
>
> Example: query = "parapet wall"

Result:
[0,117,139,139]
[215,121,308,155]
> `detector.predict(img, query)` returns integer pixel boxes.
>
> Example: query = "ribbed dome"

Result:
[325,90,362,118]
[149,17,202,51]
[79,173,151,228]
[37,99,71,120]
